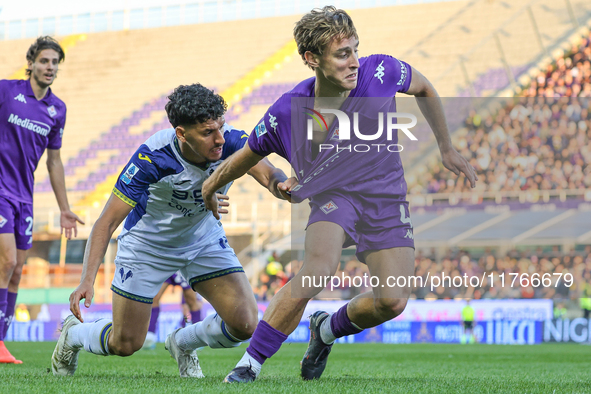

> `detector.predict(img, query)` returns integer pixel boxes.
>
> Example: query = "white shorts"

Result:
[111,228,243,304]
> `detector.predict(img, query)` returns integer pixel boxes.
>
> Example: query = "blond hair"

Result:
[293,6,358,70]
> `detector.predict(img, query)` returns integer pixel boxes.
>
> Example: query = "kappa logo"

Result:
[120,163,140,185]
[320,200,338,214]
[404,229,414,239]
[374,60,385,84]
[255,120,267,138]
[268,113,278,133]
[47,105,57,117]
[0,215,7,228]
[119,267,133,283]
[14,94,27,103]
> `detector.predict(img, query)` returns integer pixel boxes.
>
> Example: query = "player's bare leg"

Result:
[226,221,344,382]
[143,282,170,350]
[108,293,152,355]
[169,272,257,379]
[52,293,152,376]
[300,247,414,379]
[345,247,414,327]
[0,234,21,364]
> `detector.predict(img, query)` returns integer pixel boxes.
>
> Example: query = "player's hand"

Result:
[69,281,94,322]
[60,210,85,239]
[440,148,478,188]
[277,177,298,203]
[202,181,220,220]
[216,193,230,216]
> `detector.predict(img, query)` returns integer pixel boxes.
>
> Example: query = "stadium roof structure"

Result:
[266,202,591,251]
[413,206,591,248]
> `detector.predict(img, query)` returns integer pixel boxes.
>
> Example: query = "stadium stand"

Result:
[1,0,589,302]
[407,28,591,199]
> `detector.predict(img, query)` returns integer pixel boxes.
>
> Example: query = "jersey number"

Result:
[25,216,33,235]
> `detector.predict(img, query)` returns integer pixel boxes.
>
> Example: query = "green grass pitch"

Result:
[0,342,589,393]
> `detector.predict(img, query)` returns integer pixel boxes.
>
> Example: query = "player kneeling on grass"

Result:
[51,84,288,377]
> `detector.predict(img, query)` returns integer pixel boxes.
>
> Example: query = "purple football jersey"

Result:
[0,79,66,203]
[247,55,412,202]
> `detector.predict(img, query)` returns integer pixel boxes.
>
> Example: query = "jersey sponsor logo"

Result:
[255,121,267,138]
[397,59,407,86]
[119,267,133,283]
[374,60,385,84]
[14,94,27,103]
[268,113,278,133]
[7,113,50,137]
[120,163,140,185]
[0,215,7,228]
[47,105,57,117]
[320,200,338,214]
[138,153,152,163]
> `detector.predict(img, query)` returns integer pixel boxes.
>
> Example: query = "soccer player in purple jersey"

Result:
[0,36,84,364]
[202,6,477,382]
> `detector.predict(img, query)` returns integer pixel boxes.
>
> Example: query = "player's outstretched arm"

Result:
[405,67,478,188]
[47,149,85,238]
[203,141,264,219]
[70,194,132,322]
[246,157,291,201]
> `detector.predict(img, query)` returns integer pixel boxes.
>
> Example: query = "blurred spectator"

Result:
[15,304,30,322]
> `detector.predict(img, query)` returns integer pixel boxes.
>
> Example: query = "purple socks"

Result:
[0,289,6,341]
[330,304,362,338]
[148,306,159,334]
[246,320,288,365]
[190,309,201,324]
[3,292,16,339]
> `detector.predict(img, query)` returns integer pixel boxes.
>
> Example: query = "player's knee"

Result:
[227,311,258,339]
[0,256,17,277]
[374,298,408,321]
[109,336,142,357]
[8,264,23,288]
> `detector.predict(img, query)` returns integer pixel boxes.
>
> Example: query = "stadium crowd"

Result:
[253,247,591,302]
[408,31,591,196]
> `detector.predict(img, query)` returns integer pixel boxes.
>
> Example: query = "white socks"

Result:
[175,314,242,353]
[319,316,336,345]
[235,351,262,377]
[67,318,113,356]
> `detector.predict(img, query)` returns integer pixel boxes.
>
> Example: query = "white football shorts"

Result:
[111,227,243,303]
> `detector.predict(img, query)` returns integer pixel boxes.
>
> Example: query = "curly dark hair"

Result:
[165,84,227,128]
[26,36,65,76]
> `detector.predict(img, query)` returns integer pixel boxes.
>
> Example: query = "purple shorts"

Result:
[165,272,191,290]
[0,196,34,250]
[307,191,414,262]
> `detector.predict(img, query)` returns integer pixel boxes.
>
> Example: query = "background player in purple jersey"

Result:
[0,36,84,364]
[202,6,477,382]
